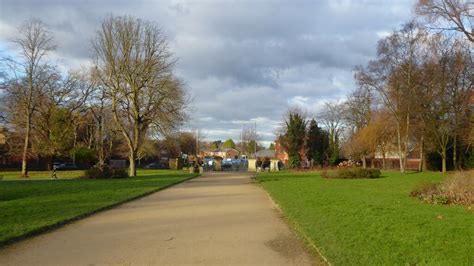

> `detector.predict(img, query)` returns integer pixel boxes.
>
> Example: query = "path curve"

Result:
[0,172,317,265]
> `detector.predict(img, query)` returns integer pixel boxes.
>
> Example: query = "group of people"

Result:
[255,157,283,172]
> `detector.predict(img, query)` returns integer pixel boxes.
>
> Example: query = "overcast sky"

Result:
[0,0,414,145]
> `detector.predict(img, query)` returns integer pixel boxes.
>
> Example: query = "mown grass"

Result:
[0,170,84,180]
[257,170,474,265]
[0,169,196,246]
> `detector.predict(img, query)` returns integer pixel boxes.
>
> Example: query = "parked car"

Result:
[144,162,168,169]
[56,163,78,170]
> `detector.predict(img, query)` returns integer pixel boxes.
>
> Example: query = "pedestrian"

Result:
[51,165,58,179]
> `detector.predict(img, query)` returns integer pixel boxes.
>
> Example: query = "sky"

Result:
[0,0,414,146]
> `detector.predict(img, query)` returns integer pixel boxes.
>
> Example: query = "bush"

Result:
[82,165,129,179]
[321,168,381,179]
[411,171,474,206]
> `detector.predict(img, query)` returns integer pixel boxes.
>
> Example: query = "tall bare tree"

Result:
[2,19,55,177]
[423,35,473,172]
[355,23,426,174]
[416,0,474,42]
[93,15,187,176]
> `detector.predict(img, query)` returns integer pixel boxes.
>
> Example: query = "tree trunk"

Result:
[72,126,77,164]
[418,135,424,172]
[129,152,137,177]
[98,116,105,167]
[441,149,447,173]
[396,123,405,174]
[403,114,410,172]
[453,134,457,170]
[21,116,31,178]
[362,155,367,169]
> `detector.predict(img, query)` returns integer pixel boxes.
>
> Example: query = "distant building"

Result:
[275,140,288,164]
[373,143,421,170]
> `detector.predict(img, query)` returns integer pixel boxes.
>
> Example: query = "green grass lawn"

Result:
[0,169,196,246]
[0,170,85,180]
[257,171,474,265]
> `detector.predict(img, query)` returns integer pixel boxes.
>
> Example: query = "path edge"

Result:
[253,175,332,266]
[0,173,199,249]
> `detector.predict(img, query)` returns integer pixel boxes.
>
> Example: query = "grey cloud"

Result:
[0,0,414,143]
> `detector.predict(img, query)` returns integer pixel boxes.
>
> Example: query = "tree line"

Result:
[0,15,188,177]
[281,0,473,173]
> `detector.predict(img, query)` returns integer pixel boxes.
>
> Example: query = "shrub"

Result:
[321,168,381,179]
[411,171,474,206]
[82,165,129,179]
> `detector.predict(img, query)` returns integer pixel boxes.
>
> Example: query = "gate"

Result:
[203,158,249,172]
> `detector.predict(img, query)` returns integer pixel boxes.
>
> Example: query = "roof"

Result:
[208,148,239,153]
[256,149,276,158]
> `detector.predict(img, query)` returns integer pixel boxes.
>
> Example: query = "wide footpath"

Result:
[0,172,318,265]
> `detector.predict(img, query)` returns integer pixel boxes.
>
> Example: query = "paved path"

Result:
[0,172,317,265]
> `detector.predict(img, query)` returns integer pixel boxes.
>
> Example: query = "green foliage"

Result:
[0,170,195,245]
[306,119,329,166]
[328,140,340,166]
[210,141,219,149]
[36,107,75,158]
[322,168,381,179]
[285,110,307,168]
[246,139,257,154]
[83,165,128,179]
[70,146,97,166]
[257,171,472,265]
[222,138,236,149]
[268,142,275,150]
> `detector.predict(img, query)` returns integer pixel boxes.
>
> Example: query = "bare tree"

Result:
[318,101,345,164]
[240,123,260,158]
[355,23,426,174]
[93,15,187,176]
[1,19,55,177]
[344,87,374,134]
[423,35,473,172]
[343,86,375,165]
[416,0,474,42]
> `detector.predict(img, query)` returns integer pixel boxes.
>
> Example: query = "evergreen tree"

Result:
[285,110,307,168]
[306,119,330,167]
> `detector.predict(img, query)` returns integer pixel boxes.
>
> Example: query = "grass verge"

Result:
[0,169,196,247]
[257,171,474,265]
